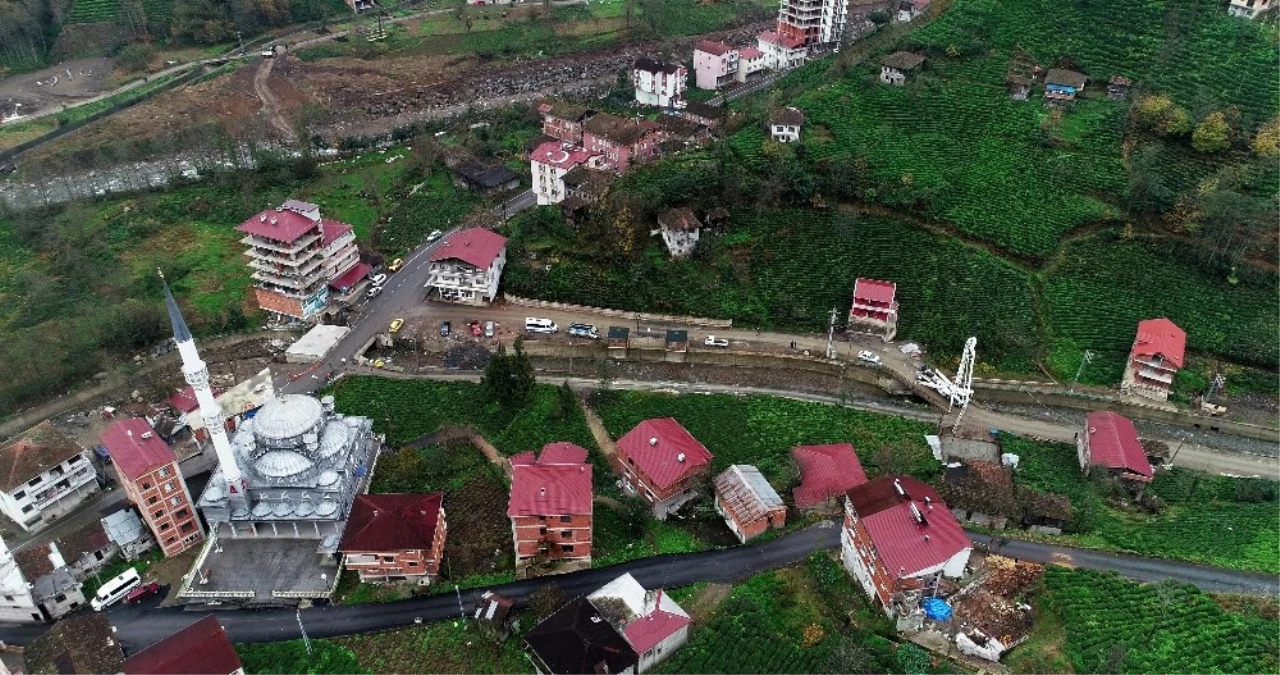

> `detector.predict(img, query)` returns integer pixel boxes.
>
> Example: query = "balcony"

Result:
[239,233,321,255]
[245,247,322,268]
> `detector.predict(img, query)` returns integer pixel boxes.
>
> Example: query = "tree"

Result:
[510,336,536,405]
[481,337,535,408]
[527,582,570,621]
[481,342,514,404]
[551,380,576,420]
[1192,112,1232,153]
[1132,95,1191,137]
[827,635,884,674]
[1252,118,1279,158]
[1124,143,1174,215]
[868,9,891,25]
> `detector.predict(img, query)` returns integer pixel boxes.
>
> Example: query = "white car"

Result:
[426,230,444,243]
[365,285,383,299]
[704,336,729,348]
[857,350,881,365]
[370,273,388,286]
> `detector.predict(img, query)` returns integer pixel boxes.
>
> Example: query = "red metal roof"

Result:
[759,30,805,50]
[530,141,600,170]
[623,609,691,654]
[739,47,764,59]
[338,493,445,553]
[616,418,713,490]
[1085,411,1153,481]
[696,40,733,56]
[168,386,199,414]
[429,227,508,269]
[330,262,372,290]
[100,418,177,482]
[123,615,242,675]
[236,207,319,244]
[1132,318,1186,368]
[320,218,354,246]
[847,476,970,578]
[853,278,896,305]
[508,446,593,517]
[792,443,867,510]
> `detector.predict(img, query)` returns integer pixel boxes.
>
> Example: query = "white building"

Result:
[0,535,43,623]
[424,228,509,306]
[895,0,931,22]
[775,0,846,47]
[880,51,926,86]
[632,57,687,108]
[693,40,739,90]
[654,208,701,258]
[587,573,691,673]
[1229,0,1272,17]
[0,423,98,533]
[736,47,767,82]
[769,106,805,142]
[757,31,807,70]
[14,543,85,620]
[530,141,603,206]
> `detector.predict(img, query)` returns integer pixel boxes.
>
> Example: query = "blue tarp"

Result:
[924,598,953,621]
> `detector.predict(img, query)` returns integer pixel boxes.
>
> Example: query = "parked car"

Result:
[484,321,495,338]
[387,258,404,272]
[567,323,599,339]
[704,336,729,348]
[365,285,383,299]
[125,582,162,605]
[525,318,558,334]
[469,320,483,337]
[426,230,444,243]
[440,321,451,337]
[370,273,388,286]
[857,350,881,365]
[389,318,404,333]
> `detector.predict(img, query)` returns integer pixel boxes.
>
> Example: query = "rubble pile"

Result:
[442,344,492,370]
[951,556,1042,648]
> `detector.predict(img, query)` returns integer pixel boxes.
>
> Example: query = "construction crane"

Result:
[917,337,977,430]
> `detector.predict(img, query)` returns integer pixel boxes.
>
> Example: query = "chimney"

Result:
[126,429,133,437]
[141,431,153,440]
[649,437,658,446]
[259,214,266,222]
[924,534,931,542]
[540,487,547,496]
[677,453,686,463]
[894,478,905,497]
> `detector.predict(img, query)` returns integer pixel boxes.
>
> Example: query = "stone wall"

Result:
[503,294,733,328]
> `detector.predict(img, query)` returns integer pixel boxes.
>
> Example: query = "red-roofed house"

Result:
[1121,318,1186,402]
[0,422,97,533]
[123,615,244,675]
[712,465,786,543]
[531,141,604,206]
[237,201,362,320]
[693,41,739,90]
[587,573,690,673]
[338,493,447,584]
[1077,411,1153,491]
[840,476,971,616]
[848,278,899,341]
[101,418,203,557]
[538,101,596,145]
[508,443,593,577]
[583,113,664,172]
[615,419,713,520]
[736,47,766,82]
[757,31,807,70]
[424,227,508,306]
[792,443,867,513]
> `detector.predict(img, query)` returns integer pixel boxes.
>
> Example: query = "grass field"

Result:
[336,618,534,674]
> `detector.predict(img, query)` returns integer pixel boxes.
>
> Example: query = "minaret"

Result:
[160,271,247,504]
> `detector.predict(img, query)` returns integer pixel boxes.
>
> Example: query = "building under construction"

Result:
[775,0,847,47]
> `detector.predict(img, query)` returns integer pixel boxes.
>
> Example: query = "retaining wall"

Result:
[503,295,733,328]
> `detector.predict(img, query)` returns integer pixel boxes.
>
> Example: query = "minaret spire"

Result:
[158,270,246,505]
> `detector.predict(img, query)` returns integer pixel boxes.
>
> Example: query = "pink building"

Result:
[848,278,898,341]
[1120,318,1186,402]
[632,58,687,108]
[583,113,663,173]
[530,142,604,206]
[537,101,595,145]
[693,41,738,90]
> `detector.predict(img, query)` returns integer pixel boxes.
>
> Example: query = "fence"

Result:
[503,294,733,328]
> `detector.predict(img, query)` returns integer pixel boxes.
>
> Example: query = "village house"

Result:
[693,40,739,90]
[633,57,687,109]
[318,216,363,299]
[562,165,615,206]
[678,101,723,130]
[14,543,84,620]
[524,596,639,675]
[607,326,631,359]
[1077,411,1154,493]
[473,590,518,642]
[712,465,787,543]
[450,159,521,195]
[757,30,807,70]
[508,443,593,577]
[769,106,805,142]
[102,417,203,557]
[0,422,98,533]
[655,208,701,258]
[656,115,711,148]
[1107,75,1132,100]
[840,476,972,617]
[123,614,245,675]
[1120,317,1186,402]
[23,613,124,674]
[616,418,714,520]
[583,113,663,172]
[847,277,899,341]
[1008,74,1031,101]
[338,493,447,585]
[1044,68,1088,103]
[530,141,603,206]
[792,443,867,513]
[538,101,596,145]
[1229,0,1272,18]
[737,47,767,82]
[344,0,374,11]
[102,507,156,561]
[880,51,926,86]
[939,460,1019,530]
[1017,486,1072,535]
[237,200,362,320]
[423,227,508,305]
[775,0,847,46]
[895,0,930,22]
[588,573,691,673]
[0,535,42,623]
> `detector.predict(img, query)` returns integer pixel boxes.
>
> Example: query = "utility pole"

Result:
[1206,373,1225,401]
[237,31,245,55]
[1069,349,1094,392]
[296,608,312,655]
[825,307,838,359]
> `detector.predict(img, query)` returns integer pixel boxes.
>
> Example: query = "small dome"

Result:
[316,501,338,517]
[255,450,314,478]
[231,506,251,519]
[273,501,294,517]
[253,395,324,443]
[251,502,273,518]
[318,470,339,487]
[316,421,351,458]
[296,501,315,517]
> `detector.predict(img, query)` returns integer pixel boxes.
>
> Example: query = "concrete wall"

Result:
[940,437,999,463]
[504,295,733,328]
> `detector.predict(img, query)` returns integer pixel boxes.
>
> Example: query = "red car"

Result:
[469,321,483,337]
[126,582,162,605]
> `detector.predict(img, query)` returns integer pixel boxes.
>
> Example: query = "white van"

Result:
[525,318,558,334]
[91,567,141,611]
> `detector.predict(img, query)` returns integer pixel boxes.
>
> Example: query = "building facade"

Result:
[693,41,739,90]
[1077,411,1154,490]
[757,31,807,70]
[847,277,899,341]
[583,113,663,172]
[737,47,767,82]
[237,200,360,320]
[1120,317,1185,402]
[508,443,593,577]
[712,465,787,543]
[587,573,691,673]
[775,0,846,46]
[880,52,925,85]
[424,227,508,305]
[101,417,204,557]
[632,58,687,108]
[656,208,701,258]
[531,142,603,206]
[0,535,46,623]
[339,493,447,584]
[1044,69,1087,103]
[615,418,713,520]
[538,101,595,145]
[769,106,805,142]
[1229,0,1273,17]
[0,422,98,534]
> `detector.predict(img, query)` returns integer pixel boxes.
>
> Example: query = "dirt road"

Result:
[252,57,296,142]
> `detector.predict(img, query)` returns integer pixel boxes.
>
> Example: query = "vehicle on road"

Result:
[365,285,383,299]
[484,321,495,338]
[440,321,451,337]
[125,582,162,605]
[91,568,141,611]
[568,323,599,339]
[858,350,881,365]
[426,230,443,243]
[389,318,404,333]
[525,318,558,334]
[469,321,483,337]
[373,359,385,368]
[704,336,729,348]
[387,258,404,272]
[370,273,388,286]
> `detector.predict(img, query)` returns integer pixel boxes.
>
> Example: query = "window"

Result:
[561,545,574,553]
[164,481,175,493]
[539,526,547,535]
[407,561,419,568]
[153,509,164,519]
[180,521,195,534]
[20,505,32,514]
[4,596,13,602]
[559,515,572,523]
[148,496,159,505]
[141,482,152,490]
[13,491,25,500]
[175,508,190,519]
[158,466,171,478]
[166,536,176,545]
[54,594,65,603]
[561,530,572,539]
[383,556,395,563]
[27,477,40,487]
[94,551,104,561]
[170,496,182,507]
[160,522,171,531]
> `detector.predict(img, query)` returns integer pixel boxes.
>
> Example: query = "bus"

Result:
[90,567,141,611]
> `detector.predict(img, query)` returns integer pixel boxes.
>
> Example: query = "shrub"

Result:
[114,43,156,72]
[1133,95,1192,136]
[1191,112,1232,153]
